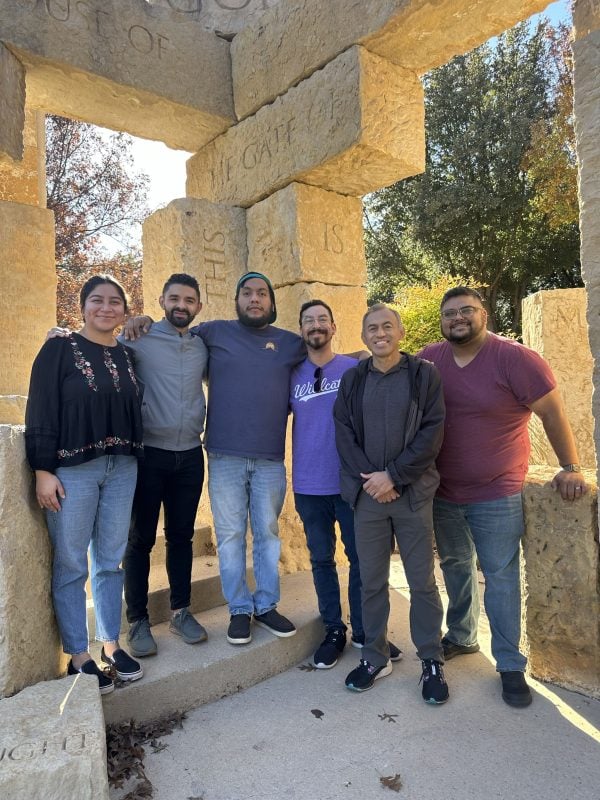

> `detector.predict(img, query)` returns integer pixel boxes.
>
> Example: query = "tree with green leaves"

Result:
[366,20,581,333]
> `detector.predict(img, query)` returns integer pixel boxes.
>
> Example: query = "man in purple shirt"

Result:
[290,300,402,669]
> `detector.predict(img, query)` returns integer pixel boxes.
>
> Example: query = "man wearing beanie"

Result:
[192,272,305,644]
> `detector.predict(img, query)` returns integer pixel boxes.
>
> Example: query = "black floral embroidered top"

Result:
[25,333,144,472]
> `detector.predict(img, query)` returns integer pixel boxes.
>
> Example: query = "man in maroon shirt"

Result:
[420,287,586,708]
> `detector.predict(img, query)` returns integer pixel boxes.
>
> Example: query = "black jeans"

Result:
[124,445,204,622]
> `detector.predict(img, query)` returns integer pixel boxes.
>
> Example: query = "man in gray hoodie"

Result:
[124,273,209,657]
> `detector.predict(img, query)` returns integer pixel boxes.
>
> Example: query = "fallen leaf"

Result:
[310,708,324,720]
[298,663,318,672]
[380,774,403,792]
[378,713,399,724]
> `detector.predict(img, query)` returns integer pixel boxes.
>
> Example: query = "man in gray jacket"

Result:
[333,304,448,703]
[124,273,209,657]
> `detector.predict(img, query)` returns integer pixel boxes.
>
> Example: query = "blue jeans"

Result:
[208,453,286,616]
[45,455,138,655]
[294,493,363,638]
[433,493,526,672]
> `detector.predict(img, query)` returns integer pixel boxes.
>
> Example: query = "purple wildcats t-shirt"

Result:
[290,354,357,494]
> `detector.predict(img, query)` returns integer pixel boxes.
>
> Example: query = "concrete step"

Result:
[87,555,254,635]
[93,570,323,725]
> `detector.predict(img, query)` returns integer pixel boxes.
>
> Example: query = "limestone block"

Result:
[574,0,600,39]
[0,426,65,699]
[187,46,424,207]
[247,183,366,287]
[275,283,367,355]
[0,0,234,151]
[0,396,27,425]
[147,0,281,37]
[0,44,25,163]
[232,0,550,120]
[0,108,45,206]
[0,674,108,799]
[522,289,595,470]
[142,197,247,322]
[279,428,311,574]
[522,466,600,698]
[573,30,600,479]
[0,203,56,397]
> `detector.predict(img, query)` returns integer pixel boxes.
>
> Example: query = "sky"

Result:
[128,0,572,214]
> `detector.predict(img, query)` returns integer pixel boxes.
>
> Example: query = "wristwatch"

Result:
[560,463,582,472]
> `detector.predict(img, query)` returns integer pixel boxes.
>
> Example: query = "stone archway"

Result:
[0,0,598,698]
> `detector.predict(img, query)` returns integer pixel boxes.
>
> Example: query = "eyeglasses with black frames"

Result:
[440,306,483,320]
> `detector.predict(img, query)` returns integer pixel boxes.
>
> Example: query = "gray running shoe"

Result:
[169,608,208,644]
[127,617,158,657]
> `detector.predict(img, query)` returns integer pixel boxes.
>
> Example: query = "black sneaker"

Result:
[345,659,392,692]
[442,636,480,660]
[314,628,346,669]
[227,614,252,645]
[351,635,403,662]
[420,659,449,705]
[254,609,296,638]
[501,671,532,707]
[100,647,143,681]
[68,659,114,695]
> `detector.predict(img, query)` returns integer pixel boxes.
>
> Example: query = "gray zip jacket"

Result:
[120,318,208,451]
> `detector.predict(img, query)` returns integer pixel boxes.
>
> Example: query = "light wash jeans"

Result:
[208,453,286,616]
[433,492,526,672]
[45,455,138,654]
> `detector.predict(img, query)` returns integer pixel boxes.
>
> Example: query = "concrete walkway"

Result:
[111,560,600,800]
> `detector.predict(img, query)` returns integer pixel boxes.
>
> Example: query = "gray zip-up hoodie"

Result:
[120,319,208,451]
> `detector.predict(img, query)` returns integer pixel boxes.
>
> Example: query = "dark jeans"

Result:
[354,491,444,667]
[294,493,363,638]
[124,445,204,623]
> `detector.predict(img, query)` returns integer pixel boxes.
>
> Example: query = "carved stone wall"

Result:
[522,288,596,469]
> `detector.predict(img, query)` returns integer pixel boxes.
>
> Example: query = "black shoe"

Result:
[351,634,403,662]
[100,647,143,681]
[254,609,296,638]
[501,671,532,707]
[345,659,392,692]
[227,614,252,645]
[442,636,480,660]
[314,628,346,669]
[68,659,114,695]
[421,659,449,705]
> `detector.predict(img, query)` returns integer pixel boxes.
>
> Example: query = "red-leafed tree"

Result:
[45,115,150,327]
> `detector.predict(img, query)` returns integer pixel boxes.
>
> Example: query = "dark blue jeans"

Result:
[124,445,204,622]
[294,493,363,638]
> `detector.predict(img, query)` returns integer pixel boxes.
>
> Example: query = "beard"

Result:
[305,330,331,349]
[236,302,273,328]
[166,308,194,328]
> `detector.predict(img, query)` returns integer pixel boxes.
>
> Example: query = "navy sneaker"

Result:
[227,614,252,645]
[420,659,449,705]
[254,609,296,638]
[100,647,143,682]
[345,659,392,692]
[314,628,346,669]
[500,671,532,707]
[68,659,114,695]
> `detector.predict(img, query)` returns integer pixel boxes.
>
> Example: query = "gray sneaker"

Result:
[169,608,208,644]
[127,617,158,658]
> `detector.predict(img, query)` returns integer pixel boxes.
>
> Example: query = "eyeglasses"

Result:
[313,366,323,393]
[301,315,331,327]
[441,306,482,320]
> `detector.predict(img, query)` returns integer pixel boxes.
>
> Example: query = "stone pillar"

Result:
[522,288,596,469]
[0,43,25,165]
[522,466,600,698]
[246,182,367,352]
[574,1,600,479]
[0,427,65,699]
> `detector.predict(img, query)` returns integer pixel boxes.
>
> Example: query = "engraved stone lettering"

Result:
[128,25,154,55]
[166,0,202,12]
[0,748,6,762]
[214,0,252,9]
[63,732,86,754]
[45,0,70,21]
[9,742,36,761]
[323,223,343,254]
[202,230,227,298]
